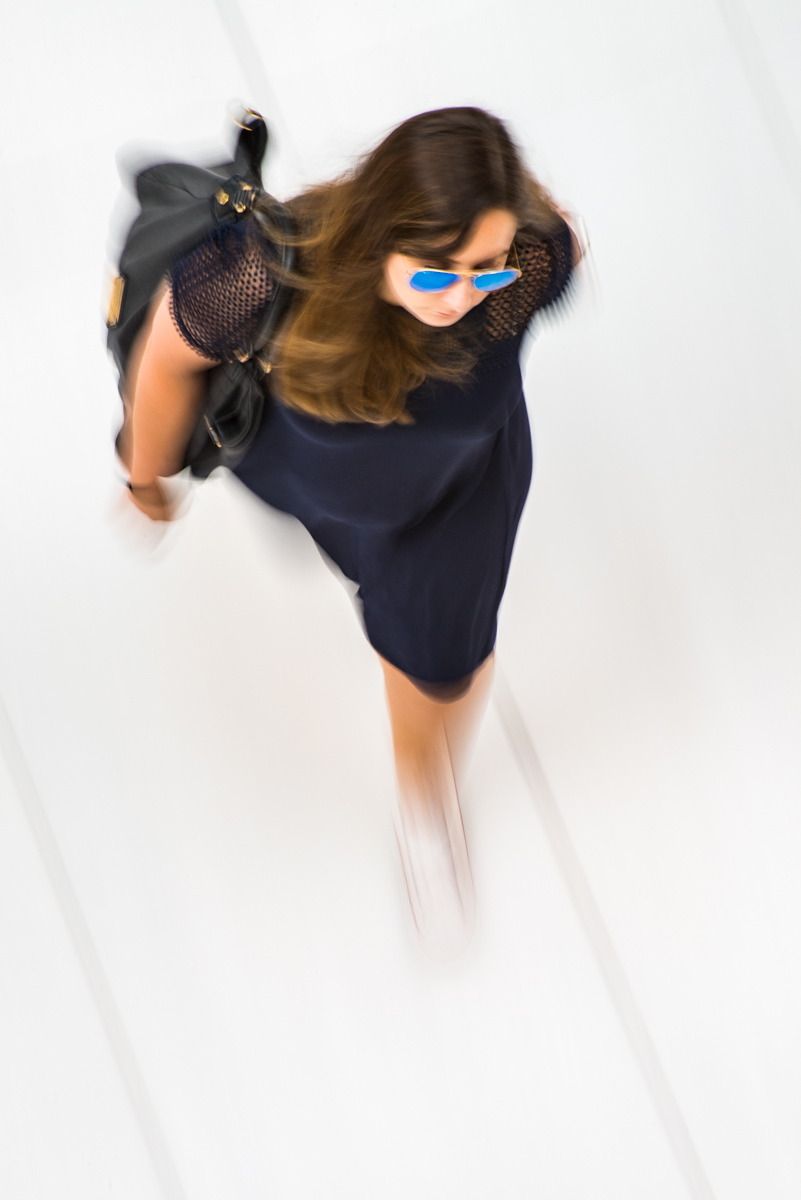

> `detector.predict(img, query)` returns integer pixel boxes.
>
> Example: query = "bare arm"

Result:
[121,281,220,520]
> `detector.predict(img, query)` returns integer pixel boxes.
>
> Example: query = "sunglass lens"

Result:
[474,270,519,292]
[409,270,459,293]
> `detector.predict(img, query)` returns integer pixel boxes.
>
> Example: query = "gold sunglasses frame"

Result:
[403,241,522,292]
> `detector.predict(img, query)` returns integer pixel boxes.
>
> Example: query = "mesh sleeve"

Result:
[482,218,575,343]
[169,219,277,362]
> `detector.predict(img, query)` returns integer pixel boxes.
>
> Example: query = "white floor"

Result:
[1,1,800,1197]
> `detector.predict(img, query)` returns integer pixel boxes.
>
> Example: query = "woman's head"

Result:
[380,207,518,327]
[347,107,542,325]
[261,106,561,423]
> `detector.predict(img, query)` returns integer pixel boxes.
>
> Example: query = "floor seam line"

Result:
[212,0,305,180]
[714,0,801,211]
[494,667,717,1200]
[0,691,188,1200]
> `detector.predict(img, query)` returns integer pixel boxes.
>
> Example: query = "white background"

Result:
[1,1,799,1196]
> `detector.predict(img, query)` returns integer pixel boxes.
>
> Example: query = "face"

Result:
[380,209,518,327]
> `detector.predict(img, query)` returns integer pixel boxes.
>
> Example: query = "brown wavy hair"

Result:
[255,106,562,425]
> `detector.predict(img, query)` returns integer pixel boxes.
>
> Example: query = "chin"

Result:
[404,304,461,326]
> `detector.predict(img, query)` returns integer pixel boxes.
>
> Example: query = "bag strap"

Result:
[212,109,297,372]
[233,111,269,183]
[246,200,296,364]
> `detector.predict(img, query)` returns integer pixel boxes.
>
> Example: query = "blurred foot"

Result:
[392,763,475,960]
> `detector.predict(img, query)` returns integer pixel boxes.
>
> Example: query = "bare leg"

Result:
[379,651,495,793]
[439,653,495,785]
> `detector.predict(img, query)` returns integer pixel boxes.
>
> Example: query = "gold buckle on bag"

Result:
[215,179,256,215]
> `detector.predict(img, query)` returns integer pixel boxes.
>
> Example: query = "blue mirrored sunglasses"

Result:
[405,242,521,294]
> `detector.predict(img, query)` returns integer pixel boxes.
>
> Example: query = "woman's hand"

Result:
[127,480,173,522]
[552,202,586,267]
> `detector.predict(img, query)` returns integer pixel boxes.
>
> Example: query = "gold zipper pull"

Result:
[107,275,125,327]
[204,415,223,448]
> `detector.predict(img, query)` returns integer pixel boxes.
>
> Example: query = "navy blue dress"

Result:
[170,219,574,688]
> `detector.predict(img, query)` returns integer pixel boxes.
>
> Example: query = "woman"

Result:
[118,106,580,957]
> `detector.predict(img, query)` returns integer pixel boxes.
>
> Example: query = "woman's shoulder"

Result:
[169,218,279,362]
[480,217,575,344]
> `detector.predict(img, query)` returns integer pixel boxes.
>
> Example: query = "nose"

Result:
[446,278,476,313]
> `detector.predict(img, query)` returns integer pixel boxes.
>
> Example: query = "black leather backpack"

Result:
[106,111,295,479]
